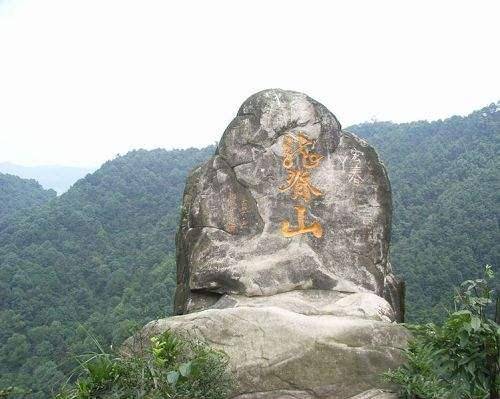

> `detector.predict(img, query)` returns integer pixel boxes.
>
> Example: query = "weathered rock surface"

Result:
[212,291,396,322]
[174,89,403,319]
[128,89,407,398]
[124,306,409,399]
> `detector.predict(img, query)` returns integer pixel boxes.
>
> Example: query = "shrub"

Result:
[384,265,500,399]
[56,330,233,399]
[0,387,30,398]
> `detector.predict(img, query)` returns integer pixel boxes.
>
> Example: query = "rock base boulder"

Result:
[124,292,408,399]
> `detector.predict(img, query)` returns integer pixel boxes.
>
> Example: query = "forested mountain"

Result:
[0,104,498,396]
[0,163,94,194]
[0,173,56,223]
[348,102,499,323]
[0,147,214,397]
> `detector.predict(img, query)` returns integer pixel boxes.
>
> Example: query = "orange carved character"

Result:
[281,205,323,238]
[279,132,324,238]
[279,133,324,202]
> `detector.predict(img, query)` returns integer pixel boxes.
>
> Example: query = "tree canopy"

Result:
[0,147,213,397]
[0,173,56,223]
[348,103,499,322]
[0,103,498,396]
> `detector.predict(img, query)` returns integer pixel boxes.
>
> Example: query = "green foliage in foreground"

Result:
[385,266,500,399]
[56,330,233,399]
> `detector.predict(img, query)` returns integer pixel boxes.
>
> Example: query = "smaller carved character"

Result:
[348,165,364,185]
[347,148,364,185]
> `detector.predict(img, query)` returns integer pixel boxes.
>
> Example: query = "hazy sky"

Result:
[0,0,498,167]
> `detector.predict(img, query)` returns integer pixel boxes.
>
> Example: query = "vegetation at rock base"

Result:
[55,330,233,399]
[384,265,500,399]
[0,103,498,395]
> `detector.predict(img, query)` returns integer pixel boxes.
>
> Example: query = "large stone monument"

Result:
[126,89,408,399]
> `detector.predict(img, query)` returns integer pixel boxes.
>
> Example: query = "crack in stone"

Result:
[237,111,257,118]
[215,156,265,229]
[187,224,234,235]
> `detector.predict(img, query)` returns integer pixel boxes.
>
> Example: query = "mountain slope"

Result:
[0,163,94,194]
[0,104,498,396]
[348,103,499,322]
[0,173,56,223]
[0,147,214,397]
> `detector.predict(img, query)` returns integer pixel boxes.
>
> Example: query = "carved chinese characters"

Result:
[226,192,238,234]
[225,191,251,235]
[348,148,364,185]
[174,88,404,321]
[281,205,323,238]
[279,133,324,238]
[133,90,408,399]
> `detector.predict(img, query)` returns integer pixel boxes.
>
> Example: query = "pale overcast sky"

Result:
[0,0,498,167]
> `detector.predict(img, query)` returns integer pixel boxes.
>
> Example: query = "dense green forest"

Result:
[0,173,56,223]
[348,102,499,322]
[0,148,214,397]
[0,103,498,396]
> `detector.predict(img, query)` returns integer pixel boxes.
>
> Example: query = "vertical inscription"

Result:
[240,198,249,228]
[226,191,238,234]
[359,208,374,226]
[347,148,364,185]
[225,193,250,234]
[279,133,324,238]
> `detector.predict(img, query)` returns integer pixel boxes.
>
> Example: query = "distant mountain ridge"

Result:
[0,162,95,194]
[0,173,56,223]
